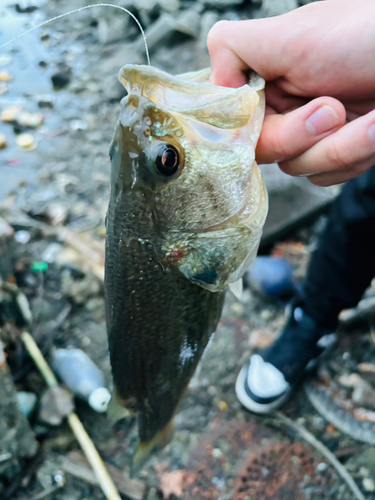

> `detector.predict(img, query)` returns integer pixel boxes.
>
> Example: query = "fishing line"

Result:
[0,3,151,66]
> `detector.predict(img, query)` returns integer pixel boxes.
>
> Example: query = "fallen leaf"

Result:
[159,470,186,499]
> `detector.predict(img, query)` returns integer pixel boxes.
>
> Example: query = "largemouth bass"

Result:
[104,64,268,469]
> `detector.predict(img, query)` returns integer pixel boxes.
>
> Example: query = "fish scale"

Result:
[105,196,225,442]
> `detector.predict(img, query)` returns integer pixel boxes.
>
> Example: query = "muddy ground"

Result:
[1,0,375,499]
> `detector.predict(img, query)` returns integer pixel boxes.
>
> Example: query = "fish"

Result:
[104,64,268,471]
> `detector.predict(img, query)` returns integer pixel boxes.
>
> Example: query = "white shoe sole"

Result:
[235,364,293,415]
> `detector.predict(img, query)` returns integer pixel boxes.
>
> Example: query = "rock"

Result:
[337,373,363,388]
[15,3,39,13]
[16,133,37,151]
[0,133,7,149]
[134,11,200,53]
[261,0,298,16]
[15,230,31,244]
[136,0,180,11]
[0,70,13,82]
[39,386,74,426]
[261,165,337,247]
[0,359,37,478]
[0,217,15,280]
[1,106,22,123]
[248,327,275,349]
[51,64,72,89]
[17,111,44,129]
[202,0,243,7]
[61,270,101,305]
[357,362,375,386]
[363,478,375,493]
[200,11,220,49]
[352,379,375,410]
[159,0,180,11]
[134,13,175,52]
[17,391,38,418]
[175,9,201,38]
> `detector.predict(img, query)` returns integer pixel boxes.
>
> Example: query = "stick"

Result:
[21,332,122,500]
[62,451,146,500]
[276,411,366,500]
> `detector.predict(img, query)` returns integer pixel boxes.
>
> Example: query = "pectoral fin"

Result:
[229,278,243,301]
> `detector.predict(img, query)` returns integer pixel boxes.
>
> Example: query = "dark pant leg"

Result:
[301,166,375,331]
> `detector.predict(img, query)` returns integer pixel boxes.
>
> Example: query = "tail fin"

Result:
[132,420,174,475]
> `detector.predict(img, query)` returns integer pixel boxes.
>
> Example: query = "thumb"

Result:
[207,18,287,88]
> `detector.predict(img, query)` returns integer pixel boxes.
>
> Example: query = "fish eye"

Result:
[155,144,180,176]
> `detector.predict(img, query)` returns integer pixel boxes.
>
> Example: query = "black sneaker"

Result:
[235,301,335,414]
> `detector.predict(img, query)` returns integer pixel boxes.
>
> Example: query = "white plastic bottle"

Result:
[52,348,111,413]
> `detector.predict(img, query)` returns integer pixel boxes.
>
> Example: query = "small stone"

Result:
[231,302,244,314]
[316,462,328,473]
[261,0,298,16]
[363,478,375,492]
[134,14,175,52]
[338,373,363,388]
[16,133,37,151]
[159,0,180,11]
[17,391,38,418]
[0,132,7,149]
[0,70,13,81]
[203,0,243,6]
[39,386,74,426]
[15,230,31,244]
[17,111,44,128]
[51,65,72,89]
[15,3,39,13]
[175,9,201,38]
[212,448,223,458]
[69,119,87,131]
[41,243,63,263]
[218,400,228,411]
[360,467,370,477]
[1,106,22,123]
[38,97,54,109]
[352,379,375,410]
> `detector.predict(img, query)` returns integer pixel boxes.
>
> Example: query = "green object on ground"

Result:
[31,261,48,272]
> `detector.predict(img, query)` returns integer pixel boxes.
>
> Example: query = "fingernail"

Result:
[306,105,340,135]
[369,124,375,143]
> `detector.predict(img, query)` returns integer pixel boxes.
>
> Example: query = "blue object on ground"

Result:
[246,256,296,299]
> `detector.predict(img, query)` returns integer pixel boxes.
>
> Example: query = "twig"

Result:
[275,411,365,500]
[23,483,62,500]
[21,332,121,500]
[62,451,146,500]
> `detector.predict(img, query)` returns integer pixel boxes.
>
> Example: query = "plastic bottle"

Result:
[52,348,111,413]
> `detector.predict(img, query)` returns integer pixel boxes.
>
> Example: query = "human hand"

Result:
[207,0,375,186]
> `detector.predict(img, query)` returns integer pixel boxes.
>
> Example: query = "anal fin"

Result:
[107,390,134,423]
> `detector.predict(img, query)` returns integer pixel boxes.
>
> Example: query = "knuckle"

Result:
[268,131,291,162]
[207,21,230,49]
[325,140,351,170]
